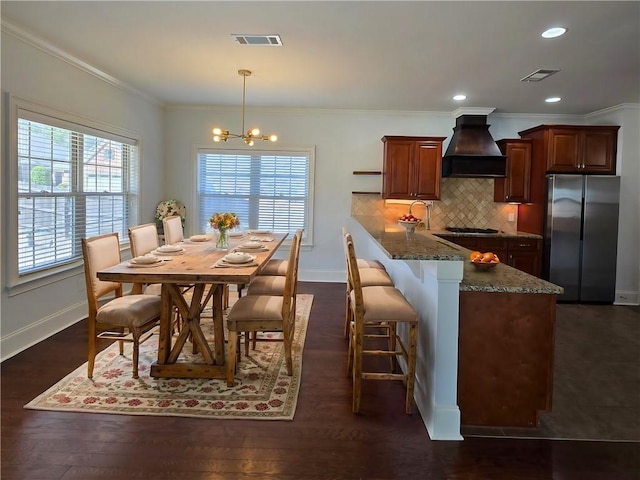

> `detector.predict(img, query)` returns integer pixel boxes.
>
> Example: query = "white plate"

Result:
[131,255,161,265]
[239,241,263,249]
[157,245,183,253]
[222,253,256,264]
[248,229,271,234]
[190,235,212,242]
[128,260,164,268]
[228,231,244,237]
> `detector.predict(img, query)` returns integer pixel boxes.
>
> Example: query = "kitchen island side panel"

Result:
[458,291,556,427]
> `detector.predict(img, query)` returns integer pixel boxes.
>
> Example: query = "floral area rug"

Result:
[25,294,313,420]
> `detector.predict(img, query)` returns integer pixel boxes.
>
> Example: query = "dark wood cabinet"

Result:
[437,235,541,277]
[516,124,619,237]
[494,139,532,203]
[506,237,542,278]
[519,125,618,174]
[382,136,446,200]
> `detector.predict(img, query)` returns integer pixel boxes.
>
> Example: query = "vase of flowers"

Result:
[155,199,186,234]
[209,212,240,249]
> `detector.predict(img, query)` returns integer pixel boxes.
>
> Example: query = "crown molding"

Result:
[1,19,160,106]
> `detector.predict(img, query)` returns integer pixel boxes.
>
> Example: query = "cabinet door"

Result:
[508,238,542,277]
[495,140,531,202]
[414,141,442,200]
[478,238,508,263]
[546,129,581,172]
[383,140,414,199]
[582,130,616,173]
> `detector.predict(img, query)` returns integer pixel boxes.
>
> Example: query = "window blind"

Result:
[16,112,138,275]
[197,149,312,240]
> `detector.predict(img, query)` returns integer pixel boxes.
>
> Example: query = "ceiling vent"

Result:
[520,69,560,82]
[232,34,283,46]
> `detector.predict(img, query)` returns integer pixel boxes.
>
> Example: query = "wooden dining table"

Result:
[97,231,288,379]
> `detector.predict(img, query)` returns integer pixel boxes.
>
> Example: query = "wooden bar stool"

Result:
[344,233,418,414]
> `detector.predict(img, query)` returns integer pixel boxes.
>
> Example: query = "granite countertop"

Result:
[352,215,563,295]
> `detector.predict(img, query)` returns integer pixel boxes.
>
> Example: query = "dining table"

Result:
[97,231,288,379]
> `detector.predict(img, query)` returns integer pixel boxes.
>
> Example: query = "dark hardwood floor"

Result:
[2,282,639,479]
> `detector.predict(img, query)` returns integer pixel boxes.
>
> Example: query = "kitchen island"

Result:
[348,216,563,439]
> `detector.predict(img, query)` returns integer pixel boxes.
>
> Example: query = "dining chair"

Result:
[341,228,394,338]
[162,215,184,245]
[344,233,418,414]
[243,229,303,351]
[225,231,300,387]
[82,232,161,379]
[128,223,162,295]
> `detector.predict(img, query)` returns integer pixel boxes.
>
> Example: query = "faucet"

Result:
[409,200,432,230]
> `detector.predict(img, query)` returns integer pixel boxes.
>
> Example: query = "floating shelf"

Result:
[351,191,382,195]
[352,170,382,175]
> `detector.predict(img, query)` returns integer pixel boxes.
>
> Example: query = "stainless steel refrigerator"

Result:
[544,175,620,303]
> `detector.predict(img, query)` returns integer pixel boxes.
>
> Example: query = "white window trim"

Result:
[6,94,142,294]
[191,144,315,247]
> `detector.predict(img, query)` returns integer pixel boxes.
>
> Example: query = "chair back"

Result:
[281,231,301,316]
[82,233,123,315]
[128,223,159,257]
[163,215,184,245]
[344,233,364,316]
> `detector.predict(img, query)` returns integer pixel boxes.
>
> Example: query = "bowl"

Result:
[398,219,421,232]
[239,241,263,249]
[132,255,160,265]
[470,259,499,271]
[157,244,183,253]
[223,252,253,264]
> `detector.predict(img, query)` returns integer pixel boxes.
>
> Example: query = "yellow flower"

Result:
[209,212,240,230]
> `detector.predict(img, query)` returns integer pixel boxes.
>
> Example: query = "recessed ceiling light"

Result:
[541,27,567,39]
[453,94,467,101]
[545,97,562,103]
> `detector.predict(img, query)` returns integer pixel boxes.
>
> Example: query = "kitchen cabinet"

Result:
[519,125,619,174]
[494,139,532,203]
[437,235,541,277]
[382,136,446,200]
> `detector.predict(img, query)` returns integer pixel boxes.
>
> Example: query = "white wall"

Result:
[1,29,165,360]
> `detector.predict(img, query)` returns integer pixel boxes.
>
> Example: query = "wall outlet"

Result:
[508,212,515,222]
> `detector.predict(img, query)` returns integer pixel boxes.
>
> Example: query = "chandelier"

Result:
[212,69,278,146]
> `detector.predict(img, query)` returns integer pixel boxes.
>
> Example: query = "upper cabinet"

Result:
[382,136,446,200]
[518,125,619,174]
[494,139,532,203]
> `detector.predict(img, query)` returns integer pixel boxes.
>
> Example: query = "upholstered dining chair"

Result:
[243,229,303,351]
[341,228,394,338]
[162,215,184,245]
[225,231,300,387]
[128,223,162,295]
[344,233,418,414]
[82,232,161,379]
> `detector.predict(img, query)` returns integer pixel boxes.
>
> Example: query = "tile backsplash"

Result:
[351,178,518,233]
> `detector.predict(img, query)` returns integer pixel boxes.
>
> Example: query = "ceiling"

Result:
[2,1,639,115]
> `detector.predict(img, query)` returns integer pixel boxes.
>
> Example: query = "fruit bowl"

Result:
[470,259,499,271]
[398,219,420,232]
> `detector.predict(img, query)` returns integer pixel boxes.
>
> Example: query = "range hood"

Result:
[442,114,507,178]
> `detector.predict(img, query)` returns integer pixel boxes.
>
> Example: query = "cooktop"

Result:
[445,227,499,234]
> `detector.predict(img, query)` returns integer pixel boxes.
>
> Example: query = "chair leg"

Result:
[352,333,363,413]
[87,321,97,379]
[405,323,418,415]
[223,284,230,309]
[227,330,238,387]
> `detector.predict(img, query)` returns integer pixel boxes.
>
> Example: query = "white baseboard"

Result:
[0,301,87,362]
[614,290,639,306]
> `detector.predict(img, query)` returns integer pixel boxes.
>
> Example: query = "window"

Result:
[196,147,314,243]
[11,99,139,281]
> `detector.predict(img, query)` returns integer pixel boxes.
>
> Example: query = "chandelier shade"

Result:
[212,69,278,146]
